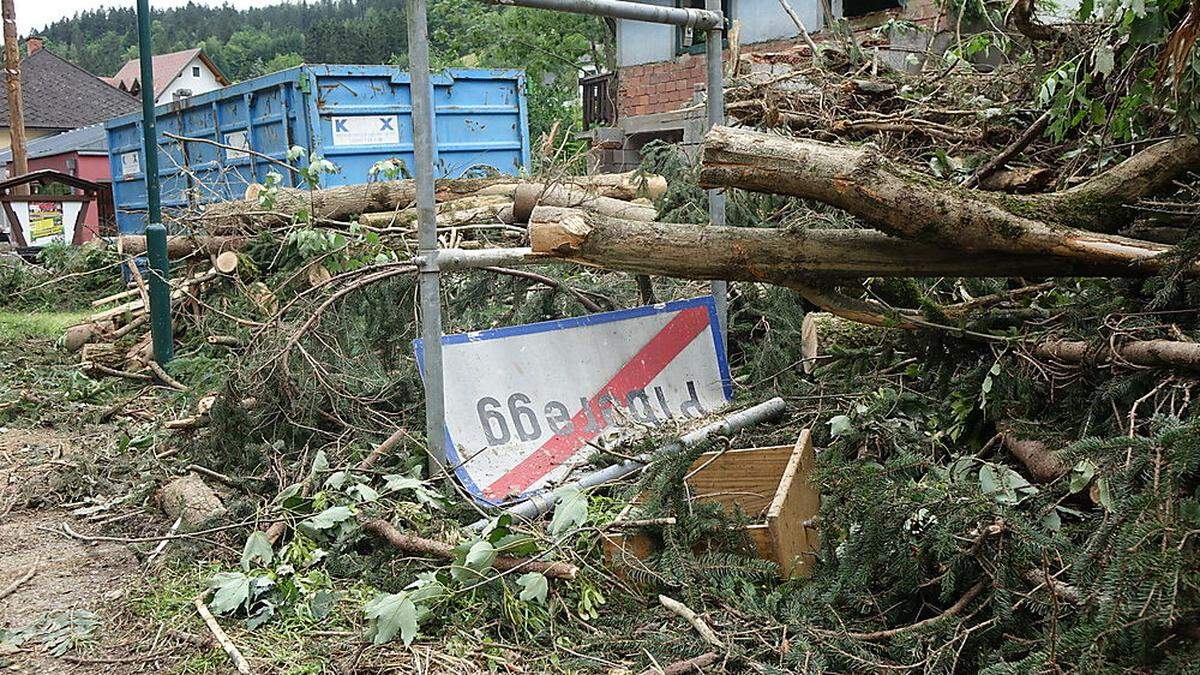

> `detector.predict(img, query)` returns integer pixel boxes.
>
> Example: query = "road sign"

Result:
[414,296,733,505]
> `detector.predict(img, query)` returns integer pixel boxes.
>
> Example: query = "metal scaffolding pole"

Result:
[479,0,721,27]
[136,0,173,364]
[408,0,448,472]
[704,0,728,346]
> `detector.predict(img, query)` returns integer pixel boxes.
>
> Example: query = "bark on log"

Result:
[362,518,579,579]
[358,194,512,228]
[1033,338,1200,371]
[197,172,665,232]
[1001,433,1068,483]
[527,207,1154,281]
[200,177,498,232]
[555,170,667,201]
[118,235,246,259]
[796,301,1200,373]
[512,183,658,223]
[699,126,1200,273]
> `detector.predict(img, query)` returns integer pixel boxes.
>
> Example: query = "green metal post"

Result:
[136,0,172,363]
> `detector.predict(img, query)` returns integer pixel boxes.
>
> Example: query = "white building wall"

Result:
[155,56,225,105]
[616,0,822,67]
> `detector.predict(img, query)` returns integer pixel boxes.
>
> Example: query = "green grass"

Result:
[0,310,90,341]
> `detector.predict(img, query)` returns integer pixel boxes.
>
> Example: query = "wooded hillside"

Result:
[36,0,609,137]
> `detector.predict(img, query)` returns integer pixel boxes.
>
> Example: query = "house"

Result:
[0,37,139,150]
[108,48,230,105]
[582,0,943,170]
[0,124,114,239]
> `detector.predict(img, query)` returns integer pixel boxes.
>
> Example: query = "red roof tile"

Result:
[110,48,228,98]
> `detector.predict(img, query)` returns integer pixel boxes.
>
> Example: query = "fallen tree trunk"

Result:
[198,172,665,232]
[358,194,514,228]
[1001,433,1067,483]
[1033,338,1200,371]
[511,183,658,222]
[527,207,1154,281]
[801,306,1200,372]
[698,126,1199,274]
[117,235,246,259]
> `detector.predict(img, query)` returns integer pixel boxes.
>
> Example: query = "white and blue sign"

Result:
[415,297,733,505]
[330,115,401,146]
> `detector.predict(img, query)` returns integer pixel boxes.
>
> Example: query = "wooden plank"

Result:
[766,429,820,578]
[683,445,793,519]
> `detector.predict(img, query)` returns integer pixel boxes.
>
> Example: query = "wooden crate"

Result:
[601,430,820,578]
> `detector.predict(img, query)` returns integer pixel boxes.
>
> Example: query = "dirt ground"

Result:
[0,428,143,673]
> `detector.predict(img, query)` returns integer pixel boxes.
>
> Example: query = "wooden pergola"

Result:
[0,169,114,248]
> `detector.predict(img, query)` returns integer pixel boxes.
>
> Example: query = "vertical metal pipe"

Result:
[407,0,447,471]
[136,0,172,364]
[705,0,728,346]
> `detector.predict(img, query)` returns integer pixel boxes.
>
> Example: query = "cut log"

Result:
[699,126,1200,273]
[558,170,667,201]
[796,305,1200,373]
[214,251,239,274]
[63,323,101,353]
[358,194,512,228]
[1001,433,1067,483]
[1033,338,1200,371]
[117,235,246,259]
[512,183,658,223]
[198,172,665,232]
[527,207,1157,281]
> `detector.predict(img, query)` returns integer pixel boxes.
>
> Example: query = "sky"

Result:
[15,0,297,34]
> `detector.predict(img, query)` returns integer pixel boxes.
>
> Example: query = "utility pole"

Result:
[1,0,28,193]
[135,0,173,364]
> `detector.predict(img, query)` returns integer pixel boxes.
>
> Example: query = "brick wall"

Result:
[615,1,943,120]
[617,37,797,119]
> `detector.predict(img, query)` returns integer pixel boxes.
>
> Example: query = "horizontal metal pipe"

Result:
[433,247,551,270]
[480,0,722,28]
[469,397,787,529]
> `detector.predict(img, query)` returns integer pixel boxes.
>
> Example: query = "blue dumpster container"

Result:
[105,65,530,233]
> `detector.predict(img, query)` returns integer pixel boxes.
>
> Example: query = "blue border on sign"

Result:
[413,295,734,505]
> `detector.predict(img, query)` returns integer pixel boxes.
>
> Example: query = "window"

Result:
[675,0,731,56]
[839,0,903,19]
[192,65,201,77]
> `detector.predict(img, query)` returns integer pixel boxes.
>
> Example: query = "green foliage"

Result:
[0,611,99,657]
[0,243,123,312]
[1036,0,1200,141]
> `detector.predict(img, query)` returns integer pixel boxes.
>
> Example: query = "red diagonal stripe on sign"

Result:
[483,306,712,501]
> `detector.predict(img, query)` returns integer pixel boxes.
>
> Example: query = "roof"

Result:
[0,168,106,194]
[110,48,230,98]
[0,49,138,131]
[0,124,108,164]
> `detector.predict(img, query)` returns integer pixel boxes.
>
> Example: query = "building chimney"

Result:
[26,36,42,54]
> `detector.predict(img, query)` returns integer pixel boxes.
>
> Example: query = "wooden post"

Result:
[1,0,27,195]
